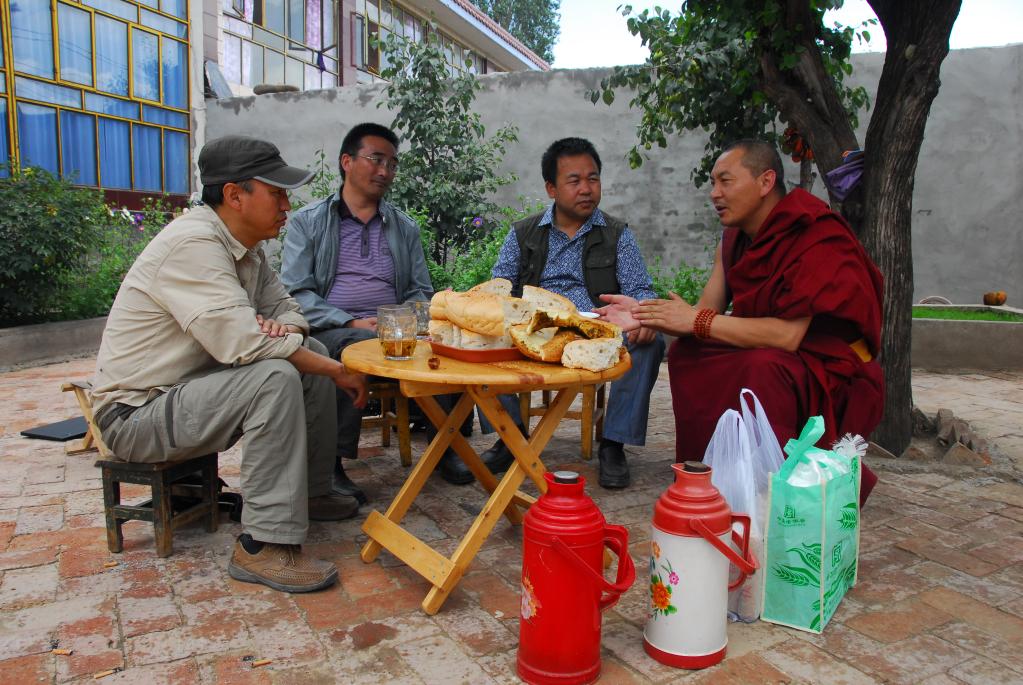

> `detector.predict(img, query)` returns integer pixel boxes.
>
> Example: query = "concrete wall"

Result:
[206,44,1023,303]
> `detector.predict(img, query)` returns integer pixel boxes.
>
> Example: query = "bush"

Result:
[414,201,544,292]
[62,199,172,319]
[0,165,110,324]
[649,256,711,304]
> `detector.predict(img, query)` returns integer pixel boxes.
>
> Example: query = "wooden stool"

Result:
[519,383,607,459]
[97,454,219,558]
[362,381,412,466]
[61,381,110,455]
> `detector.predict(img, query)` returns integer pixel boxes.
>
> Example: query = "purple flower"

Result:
[668,571,679,586]
[471,216,484,228]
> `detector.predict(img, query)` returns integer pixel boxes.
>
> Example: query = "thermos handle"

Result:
[550,524,636,612]
[691,516,759,590]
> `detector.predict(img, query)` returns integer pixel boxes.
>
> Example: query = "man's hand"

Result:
[334,366,369,409]
[346,317,378,332]
[634,292,698,336]
[627,325,657,346]
[594,294,641,331]
[256,314,302,338]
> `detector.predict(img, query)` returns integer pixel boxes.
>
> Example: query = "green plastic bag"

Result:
[760,416,860,633]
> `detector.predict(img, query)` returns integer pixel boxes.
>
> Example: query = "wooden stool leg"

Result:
[203,459,219,533]
[102,468,124,554]
[379,392,392,448]
[152,477,173,558]
[596,384,607,441]
[580,385,596,460]
[396,393,411,467]
[518,392,532,435]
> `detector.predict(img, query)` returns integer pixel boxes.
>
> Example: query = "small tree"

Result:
[471,0,561,63]
[378,29,518,264]
[594,1,962,455]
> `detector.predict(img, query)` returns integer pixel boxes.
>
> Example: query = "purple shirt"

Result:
[324,201,397,319]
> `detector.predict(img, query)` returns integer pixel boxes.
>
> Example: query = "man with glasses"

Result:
[281,123,434,500]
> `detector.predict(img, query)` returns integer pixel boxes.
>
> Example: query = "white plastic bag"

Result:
[704,390,784,623]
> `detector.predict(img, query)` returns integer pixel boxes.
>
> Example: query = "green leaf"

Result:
[771,564,821,587]
[602,88,615,106]
[788,544,822,572]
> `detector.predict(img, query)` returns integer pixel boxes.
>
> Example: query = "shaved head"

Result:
[722,139,785,198]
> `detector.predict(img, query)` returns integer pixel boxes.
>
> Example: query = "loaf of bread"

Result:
[509,324,583,362]
[468,278,512,297]
[445,292,505,337]
[428,319,460,347]
[460,328,513,349]
[561,338,624,372]
[523,285,576,313]
[524,309,621,340]
[430,290,454,321]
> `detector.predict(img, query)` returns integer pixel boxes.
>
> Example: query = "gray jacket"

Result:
[280,190,432,331]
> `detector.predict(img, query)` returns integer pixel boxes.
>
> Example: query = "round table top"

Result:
[342,338,631,389]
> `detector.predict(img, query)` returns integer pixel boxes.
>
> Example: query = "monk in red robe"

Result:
[598,140,882,504]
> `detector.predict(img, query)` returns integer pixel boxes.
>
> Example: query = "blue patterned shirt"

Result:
[492,204,657,311]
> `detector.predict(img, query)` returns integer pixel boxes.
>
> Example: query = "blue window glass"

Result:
[266,0,285,34]
[131,29,160,101]
[83,0,138,23]
[11,0,54,78]
[85,92,139,119]
[161,38,187,109]
[96,16,129,96]
[15,76,81,108]
[163,130,188,194]
[58,3,93,86]
[288,0,305,42]
[142,105,187,128]
[0,99,9,177]
[132,124,161,191]
[99,117,131,188]
[161,0,187,20]
[60,111,97,186]
[16,103,58,175]
[140,9,187,39]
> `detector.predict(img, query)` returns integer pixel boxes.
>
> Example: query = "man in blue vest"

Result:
[488,138,665,488]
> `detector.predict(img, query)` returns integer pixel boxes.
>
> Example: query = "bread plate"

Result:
[429,340,525,362]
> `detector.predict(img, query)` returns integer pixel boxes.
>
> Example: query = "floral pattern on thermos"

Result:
[649,540,679,618]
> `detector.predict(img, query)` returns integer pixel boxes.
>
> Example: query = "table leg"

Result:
[360,394,474,563]
[415,395,529,523]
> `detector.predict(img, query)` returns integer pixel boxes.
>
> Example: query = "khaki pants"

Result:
[100,339,336,545]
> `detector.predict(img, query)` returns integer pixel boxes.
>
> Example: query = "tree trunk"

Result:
[860,0,961,454]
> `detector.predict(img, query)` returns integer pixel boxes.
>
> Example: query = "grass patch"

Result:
[913,307,1023,322]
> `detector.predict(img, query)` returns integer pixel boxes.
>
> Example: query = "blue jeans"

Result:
[479,333,665,446]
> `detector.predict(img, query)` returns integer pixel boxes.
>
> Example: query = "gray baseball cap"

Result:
[198,135,314,189]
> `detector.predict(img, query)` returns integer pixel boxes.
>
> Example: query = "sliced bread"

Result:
[522,285,576,313]
[561,338,624,372]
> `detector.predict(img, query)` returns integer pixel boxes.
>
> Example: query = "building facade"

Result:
[0,0,545,207]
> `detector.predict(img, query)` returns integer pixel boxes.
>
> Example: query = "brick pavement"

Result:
[0,359,1021,684]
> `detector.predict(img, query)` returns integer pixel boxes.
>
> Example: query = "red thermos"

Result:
[518,471,636,685]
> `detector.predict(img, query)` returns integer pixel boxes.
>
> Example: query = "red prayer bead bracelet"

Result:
[693,308,717,339]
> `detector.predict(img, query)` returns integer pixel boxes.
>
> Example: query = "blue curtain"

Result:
[60,111,97,186]
[58,3,93,86]
[96,16,129,96]
[16,102,58,175]
[0,99,9,177]
[10,0,54,78]
[131,29,159,101]
[161,38,187,109]
[99,117,131,189]
[161,0,187,20]
[132,124,161,191]
[163,130,188,195]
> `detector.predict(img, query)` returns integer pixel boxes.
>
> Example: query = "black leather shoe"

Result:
[333,460,368,505]
[598,440,630,489]
[439,448,475,485]
[481,439,515,475]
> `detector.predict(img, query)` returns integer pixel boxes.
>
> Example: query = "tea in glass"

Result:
[377,305,417,361]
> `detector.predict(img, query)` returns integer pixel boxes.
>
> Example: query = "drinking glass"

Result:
[377,304,417,360]
[412,300,431,339]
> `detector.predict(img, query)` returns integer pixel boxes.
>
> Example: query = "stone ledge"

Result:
[0,317,106,371]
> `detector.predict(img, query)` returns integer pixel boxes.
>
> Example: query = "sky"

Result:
[551,0,1023,69]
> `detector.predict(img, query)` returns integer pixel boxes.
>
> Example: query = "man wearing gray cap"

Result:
[91,135,367,593]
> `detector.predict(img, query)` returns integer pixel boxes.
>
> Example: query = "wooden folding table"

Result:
[342,338,630,614]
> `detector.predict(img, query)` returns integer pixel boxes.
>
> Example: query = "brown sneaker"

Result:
[308,493,359,521]
[228,540,338,593]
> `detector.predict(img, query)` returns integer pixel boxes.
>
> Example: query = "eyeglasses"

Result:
[357,154,399,173]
